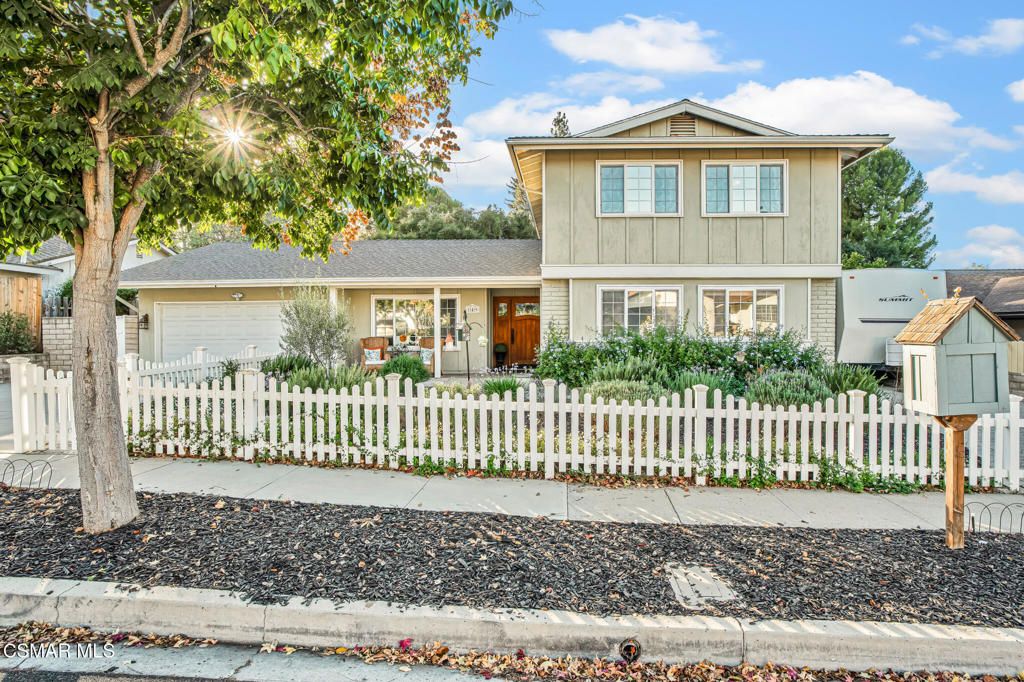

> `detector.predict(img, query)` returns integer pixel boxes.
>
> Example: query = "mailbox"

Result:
[895,296,1020,416]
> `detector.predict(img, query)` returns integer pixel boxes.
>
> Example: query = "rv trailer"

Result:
[836,269,947,367]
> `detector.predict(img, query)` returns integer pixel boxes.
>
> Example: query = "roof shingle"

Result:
[894,296,1020,345]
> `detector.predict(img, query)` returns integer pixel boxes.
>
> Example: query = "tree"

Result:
[842,148,936,268]
[368,187,536,239]
[280,286,354,367]
[550,111,570,137]
[0,0,511,531]
[505,176,529,215]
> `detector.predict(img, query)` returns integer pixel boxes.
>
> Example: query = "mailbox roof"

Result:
[894,296,1020,345]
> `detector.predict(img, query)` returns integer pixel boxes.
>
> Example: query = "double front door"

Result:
[492,296,540,366]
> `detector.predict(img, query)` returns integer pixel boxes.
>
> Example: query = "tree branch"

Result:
[124,10,148,71]
[110,0,192,117]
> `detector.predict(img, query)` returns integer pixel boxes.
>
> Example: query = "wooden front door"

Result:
[492,296,540,366]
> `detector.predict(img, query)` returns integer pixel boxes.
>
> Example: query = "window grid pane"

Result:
[601,290,625,335]
[755,289,779,332]
[705,165,729,213]
[702,290,726,337]
[654,290,679,328]
[759,165,783,213]
[600,166,624,214]
[439,298,457,341]
[625,166,652,214]
[654,166,678,213]
[727,290,754,336]
[626,290,653,330]
[730,165,757,213]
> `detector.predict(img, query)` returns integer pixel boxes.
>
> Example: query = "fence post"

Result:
[7,357,31,453]
[847,389,866,468]
[693,384,708,485]
[1009,395,1022,492]
[245,344,258,358]
[240,369,257,460]
[543,379,556,479]
[385,373,401,469]
[194,346,207,381]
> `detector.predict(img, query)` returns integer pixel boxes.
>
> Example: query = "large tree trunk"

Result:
[74,114,140,532]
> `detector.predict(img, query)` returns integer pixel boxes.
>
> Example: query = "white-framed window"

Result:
[372,295,459,346]
[699,286,782,338]
[597,286,682,335]
[700,160,787,217]
[597,161,682,217]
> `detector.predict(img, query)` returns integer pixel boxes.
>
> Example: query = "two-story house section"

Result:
[506,99,893,357]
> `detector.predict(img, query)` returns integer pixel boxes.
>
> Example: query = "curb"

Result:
[2,577,1023,675]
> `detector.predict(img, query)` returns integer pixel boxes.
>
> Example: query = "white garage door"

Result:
[159,302,284,361]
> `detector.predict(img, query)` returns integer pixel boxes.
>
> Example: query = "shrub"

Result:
[260,354,315,381]
[591,357,670,387]
[815,363,882,397]
[286,364,374,392]
[664,370,744,405]
[430,380,481,397]
[746,370,831,407]
[0,311,35,354]
[217,359,241,385]
[279,285,354,367]
[479,377,523,396]
[379,354,430,387]
[585,380,664,403]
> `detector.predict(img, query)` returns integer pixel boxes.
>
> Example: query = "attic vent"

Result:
[668,115,696,136]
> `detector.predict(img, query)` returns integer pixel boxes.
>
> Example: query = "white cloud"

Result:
[1015,125,1024,137]
[555,71,665,96]
[904,18,1024,56]
[441,127,516,189]
[926,161,1024,204]
[935,224,1024,268]
[462,93,675,138]
[1008,78,1024,101]
[545,15,762,74]
[701,71,1014,151]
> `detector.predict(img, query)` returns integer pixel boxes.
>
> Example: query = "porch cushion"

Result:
[420,348,434,365]
[364,348,382,362]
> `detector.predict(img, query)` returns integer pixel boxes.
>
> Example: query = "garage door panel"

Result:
[160,302,283,361]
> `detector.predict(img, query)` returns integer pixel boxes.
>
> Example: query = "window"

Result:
[701,287,782,338]
[373,295,458,345]
[910,354,924,401]
[515,302,539,316]
[702,161,787,216]
[599,287,681,334]
[598,162,681,216]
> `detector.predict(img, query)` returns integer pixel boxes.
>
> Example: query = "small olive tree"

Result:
[279,287,354,367]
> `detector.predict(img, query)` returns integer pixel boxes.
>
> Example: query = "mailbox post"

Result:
[895,296,1020,549]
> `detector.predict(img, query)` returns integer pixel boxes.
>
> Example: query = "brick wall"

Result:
[540,279,569,344]
[810,278,836,360]
[42,315,138,373]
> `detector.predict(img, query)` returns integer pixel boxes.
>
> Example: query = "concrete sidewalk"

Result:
[3,451,1019,529]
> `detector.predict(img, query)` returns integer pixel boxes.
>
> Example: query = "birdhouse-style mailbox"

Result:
[895,296,1020,417]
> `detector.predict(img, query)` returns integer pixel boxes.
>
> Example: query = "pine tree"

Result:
[505,176,530,215]
[842,148,937,269]
[550,111,570,137]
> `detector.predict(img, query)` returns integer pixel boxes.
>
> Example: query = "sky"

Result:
[439,2,1024,269]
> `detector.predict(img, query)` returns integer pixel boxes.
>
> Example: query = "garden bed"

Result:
[3,488,1022,627]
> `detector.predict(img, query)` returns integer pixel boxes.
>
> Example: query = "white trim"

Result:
[541,153,547,264]
[595,284,683,335]
[575,99,793,138]
[806,278,812,342]
[567,279,574,339]
[700,159,789,218]
[121,276,542,289]
[697,284,785,338]
[595,160,683,218]
[154,300,284,363]
[370,293,461,351]
[0,262,60,275]
[541,264,840,279]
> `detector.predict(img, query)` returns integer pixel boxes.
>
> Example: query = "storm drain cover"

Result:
[664,563,738,609]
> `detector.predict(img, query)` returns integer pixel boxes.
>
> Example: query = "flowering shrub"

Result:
[534,324,825,390]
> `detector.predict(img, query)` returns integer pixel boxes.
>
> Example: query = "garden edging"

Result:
[2,576,1022,675]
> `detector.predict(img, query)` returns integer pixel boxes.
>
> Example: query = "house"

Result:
[120,99,892,372]
[5,236,176,293]
[945,269,1024,339]
[1,261,56,352]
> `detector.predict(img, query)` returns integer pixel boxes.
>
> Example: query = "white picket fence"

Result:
[8,358,1024,490]
[134,345,277,384]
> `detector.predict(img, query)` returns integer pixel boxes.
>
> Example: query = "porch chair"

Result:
[418,336,435,376]
[360,336,390,372]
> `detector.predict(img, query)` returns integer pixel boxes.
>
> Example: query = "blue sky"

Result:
[439,2,1024,269]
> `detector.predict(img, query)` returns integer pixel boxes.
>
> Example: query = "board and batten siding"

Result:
[542,147,840,267]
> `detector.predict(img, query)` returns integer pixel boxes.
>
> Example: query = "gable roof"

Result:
[4,236,176,266]
[946,269,1024,317]
[576,99,793,138]
[894,296,1020,345]
[119,239,542,287]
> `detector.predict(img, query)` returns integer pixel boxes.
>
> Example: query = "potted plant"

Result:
[493,342,508,367]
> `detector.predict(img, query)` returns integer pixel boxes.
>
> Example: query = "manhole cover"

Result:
[664,563,738,609]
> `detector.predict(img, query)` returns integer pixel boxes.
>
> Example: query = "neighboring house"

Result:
[120,99,891,371]
[5,236,176,293]
[508,99,891,357]
[946,269,1024,338]
[1,261,57,351]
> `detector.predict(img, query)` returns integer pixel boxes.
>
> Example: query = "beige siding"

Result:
[542,147,841,267]
[810,278,837,359]
[540,280,569,341]
[613,114,748,138]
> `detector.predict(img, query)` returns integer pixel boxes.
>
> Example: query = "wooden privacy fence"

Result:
[0,272,42,348]
[8,359,1023,491]
[1008,340,1024,374]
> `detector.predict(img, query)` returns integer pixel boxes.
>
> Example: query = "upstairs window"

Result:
[702,161,787,216]
[598,162,681,217]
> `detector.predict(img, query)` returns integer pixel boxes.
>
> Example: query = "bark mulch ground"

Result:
[2,488,1022,628]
